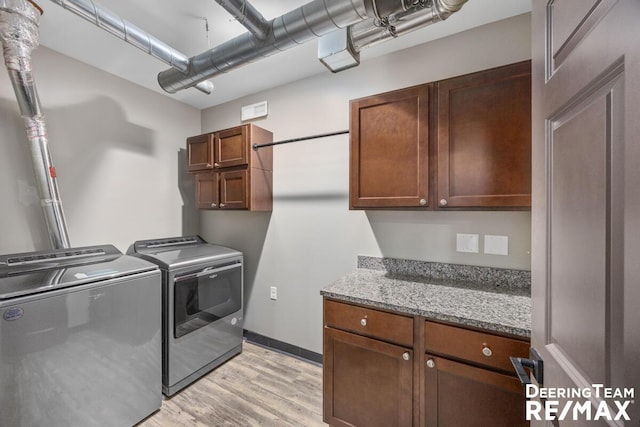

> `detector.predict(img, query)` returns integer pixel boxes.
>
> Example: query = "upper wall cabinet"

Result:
[349,61,531,210]
[350,85,431,209]
[187,124,273,211]
[436,61,531,209]
[187,124,273,173]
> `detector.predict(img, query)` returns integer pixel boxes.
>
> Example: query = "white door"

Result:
[530,0,639,425]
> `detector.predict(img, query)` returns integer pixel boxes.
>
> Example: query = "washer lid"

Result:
[128,236,241,269]
[0,245,158,300]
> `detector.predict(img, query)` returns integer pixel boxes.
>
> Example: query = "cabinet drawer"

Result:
[424,321,528,373]
[324,300,413,347]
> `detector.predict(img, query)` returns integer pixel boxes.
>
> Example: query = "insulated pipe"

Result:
[214,0,269,40]
[47,0,214,94]
[157,0,380,93]
[0,0,71,249]
[350,0,467,51]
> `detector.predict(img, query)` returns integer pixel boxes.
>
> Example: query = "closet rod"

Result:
[252,129,349,150]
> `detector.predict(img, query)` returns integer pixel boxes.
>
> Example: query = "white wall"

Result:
[0,47,201,254]
[200,14,533,354]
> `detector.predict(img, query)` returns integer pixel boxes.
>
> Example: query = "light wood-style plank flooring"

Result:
[139,341,325,427]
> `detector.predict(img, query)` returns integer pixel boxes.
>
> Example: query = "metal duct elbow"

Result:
[0,0,71,249]
[158,0,370,93]
[433,0,467,20]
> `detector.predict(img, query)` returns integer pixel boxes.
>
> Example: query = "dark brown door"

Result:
[215,126,248,169]
[219,169,248,209]
[531,0,639,424]
[195,172,218,209]
[350,85,430,209]
[324,327,413,427]
[436,61,531,209]
[424,355,528,427]
[187,133,214,172]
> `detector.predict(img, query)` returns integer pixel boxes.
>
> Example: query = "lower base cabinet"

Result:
[424,355,528,427]
[323,298,529,427]
[323,327,413,427]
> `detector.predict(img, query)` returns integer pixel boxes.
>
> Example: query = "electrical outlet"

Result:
[270,286,277,300]
[484,235,509,256]
[456,233,479,253]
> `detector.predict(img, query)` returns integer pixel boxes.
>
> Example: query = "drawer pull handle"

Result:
[426,359,435,369]
[402,352,411,361]
[482,346,493,357]
[360,318,367,327]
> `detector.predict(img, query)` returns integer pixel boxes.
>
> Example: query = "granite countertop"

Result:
[321,257,531,339]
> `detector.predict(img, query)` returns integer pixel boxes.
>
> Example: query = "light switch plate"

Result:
[484,235,509,256]
[456,233,479,253]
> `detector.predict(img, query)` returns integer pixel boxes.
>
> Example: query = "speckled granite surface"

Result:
[321,257,531,338]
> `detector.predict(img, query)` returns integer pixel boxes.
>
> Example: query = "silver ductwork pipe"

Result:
[47,0,214,94]
[0,0,71,249]
[158,0,466,93]
[351,0,468,50]
[157,0,392,93]
[214,0,269,40]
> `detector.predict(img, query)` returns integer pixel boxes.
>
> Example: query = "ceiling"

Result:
[35,0,531,110]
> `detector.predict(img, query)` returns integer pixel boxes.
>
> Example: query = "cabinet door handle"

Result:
[510,348,544,385]
[402,352,411,361]
[426,359,435,369]
[439,198,448,207]
[220,203,226,208]
[360,318,367,327]
[419,198,427,206]
[482,346,493,357]
[206,163,212,168]
[214,162,220,167]
[210,203,217,208]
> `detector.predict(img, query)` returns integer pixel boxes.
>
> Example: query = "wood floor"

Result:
[139,341,326,427]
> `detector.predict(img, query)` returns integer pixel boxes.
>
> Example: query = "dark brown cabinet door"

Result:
[215,126,248,169]
[219,170,248,209]
[436,61,531,208]
[350,85,430,209]
[424,355,528,427]
[195,172,218,209]
[324,327,413,427]
[187,133,214,172]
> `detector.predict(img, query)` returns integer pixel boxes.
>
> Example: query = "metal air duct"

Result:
[157,0,385,93]
[47,0,214,94]
[319,0,467,72]
[214,0,269,40]
[159,0,467,93]
[350,0,468,51]
[0,0,70,249]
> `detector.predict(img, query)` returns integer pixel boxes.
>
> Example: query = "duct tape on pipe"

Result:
[40,199,62,207]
